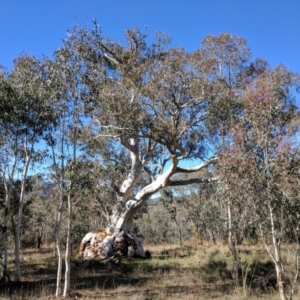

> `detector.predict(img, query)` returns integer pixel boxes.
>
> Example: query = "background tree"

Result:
[0,67,17,282]
[217,65,300,299]
[0,55,57,282]
[192,32,256,285]
[45,46,110,297]
[9,55,57,282]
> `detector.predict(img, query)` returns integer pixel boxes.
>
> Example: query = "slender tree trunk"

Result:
[269,203,287,300]
[63,109,78,297]
[1,154,17,282]
[14,203,23,282]
[171,206,182,245]
[228,202,239,287]
[63,193,72,297]
[1,185,11,282]
[263,146,287,300]
[37,223,43,249]
[55,197,63,297]
[52,121,66,297]
[259,207,287,300]
[289,235,299,300]
[14,154,31,282]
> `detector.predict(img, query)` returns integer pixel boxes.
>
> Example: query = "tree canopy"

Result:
[1,24,300,299]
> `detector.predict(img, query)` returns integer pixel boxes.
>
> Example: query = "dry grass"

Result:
[0,242,299,299]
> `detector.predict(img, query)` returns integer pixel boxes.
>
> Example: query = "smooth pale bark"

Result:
[63,127,77,297]
[269,203,287,300]
[55,197,63,297]
[63,193,72,297]
[80,150,217,260]
[289,240,299,300]
[259,206,287,300]
[54,133,65,297]
[263,149,287,300]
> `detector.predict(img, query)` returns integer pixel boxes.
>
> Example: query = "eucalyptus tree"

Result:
[0,55,57,282]
[45,46,99,297]
[194,34,272,285]
[62,25,260,260]
[0,67,16,282]
[217,65,300,299]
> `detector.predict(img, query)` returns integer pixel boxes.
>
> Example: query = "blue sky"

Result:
[0,0,299,72]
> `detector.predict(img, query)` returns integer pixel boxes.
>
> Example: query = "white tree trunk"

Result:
[80,152,217,261]
[63,193,72,297]
[259,203,287,300]
[269,204,287,300]
[55,195,63,297]
[52,124,66,297]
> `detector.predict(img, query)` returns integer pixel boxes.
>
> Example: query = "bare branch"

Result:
[93,133,122,139]
[166,176,218,187]
[175,157,218,174]
[96,41,122,65]
[103,53,120,65]
[101,124,133,132]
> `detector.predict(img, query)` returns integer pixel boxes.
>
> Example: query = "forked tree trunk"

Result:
[80,146,217,261]
[259,203,287,300]
[269,204,287,300]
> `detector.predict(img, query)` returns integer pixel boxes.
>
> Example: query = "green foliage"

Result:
[0,24,300,300]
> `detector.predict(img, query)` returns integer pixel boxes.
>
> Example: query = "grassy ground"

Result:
[0,242,298,299]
